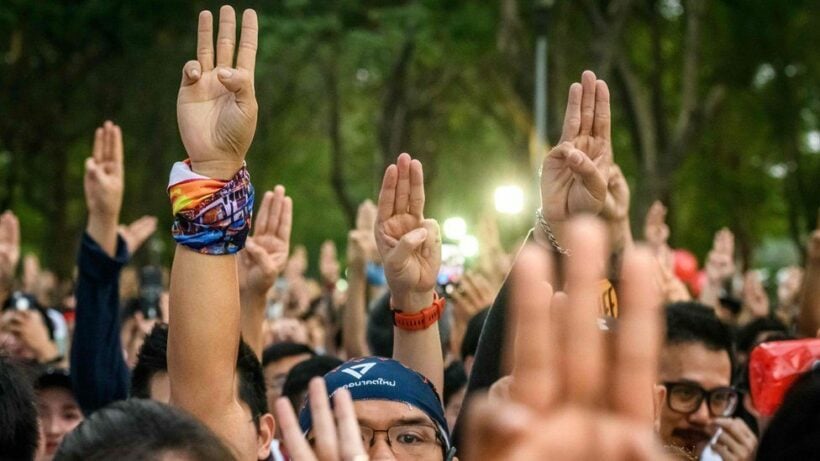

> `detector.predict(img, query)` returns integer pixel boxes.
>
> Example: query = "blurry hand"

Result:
[375,153,441,311]
[742,271,769,318]
[705,228,736,284]
[275,378,367,461]
[644,201,673,271]
[118,216,158,255]
[541,71,611,222]
[177,6,258,179]
[712,417,758,461]
[2,310,58,363]
[451,272,496,325]
[602,164,630,222]
[0,211,20,291]
[319,241,340,286]
[464,218,668,460]
[239,186,292,296]
[83,122,124,219]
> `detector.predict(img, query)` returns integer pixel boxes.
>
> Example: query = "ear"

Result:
[652,384,666,432]
[256,412,275,459]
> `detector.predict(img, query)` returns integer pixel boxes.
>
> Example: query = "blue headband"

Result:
[298,357,451,453]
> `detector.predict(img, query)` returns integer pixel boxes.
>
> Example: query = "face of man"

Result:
[36,387,83,460]
[263,353,312,413]
[656,342,732,457]
[353,400,445,461]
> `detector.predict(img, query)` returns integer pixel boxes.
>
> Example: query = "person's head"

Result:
[130,323,274,460]
[53,399,237,461]
[443,361,467,432]
[261,342,315,412]
[299,357,454,461]
[0,357,39,460]
[756,369,820,460]
[459,308,489,376]
[281,355,343,413]
[735,317,789,366]
[34,368,83,461]
[655,302,736,458]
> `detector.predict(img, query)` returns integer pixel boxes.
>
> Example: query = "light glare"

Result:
[494,185,525,214]
[443,217,468,241]
[459,235,480,258]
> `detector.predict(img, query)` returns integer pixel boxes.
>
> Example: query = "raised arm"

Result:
[71,121,131,415]
[375,153,444,396]
[239,186,292,358]
[342,201,378,358]
[168,5,259,448]
[799,217,820,337]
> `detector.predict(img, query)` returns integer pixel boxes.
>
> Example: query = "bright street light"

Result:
[494,185,525,214]
[443,217,467,241]
[459,235,480,258]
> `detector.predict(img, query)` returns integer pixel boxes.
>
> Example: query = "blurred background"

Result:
[0,0,818,279]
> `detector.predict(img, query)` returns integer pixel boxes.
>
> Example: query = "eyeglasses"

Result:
[662,381,739,417]
[358,423,442,457]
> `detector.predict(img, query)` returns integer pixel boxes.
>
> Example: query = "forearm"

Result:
[343,264,369,358]
[608,218,633,253]
[240,290,266,358]
[71,233,130,415]
[86,213,119,258]
[169,247,241,416]
[392,291,444,398]
[798,264,820,337]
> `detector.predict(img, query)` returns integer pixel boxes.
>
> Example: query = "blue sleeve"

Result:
[70,232,131,415]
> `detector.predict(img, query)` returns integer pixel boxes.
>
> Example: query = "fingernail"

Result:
[218,69,232,79]
[190,69,200,79]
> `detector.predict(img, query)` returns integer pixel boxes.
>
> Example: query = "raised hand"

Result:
[275,378,367,461]
[464,218,668,460]
[352,200,379,264]
[0,211,20,294]
[239,186,292,296]
[118,215,158,255]
[541,71,612,222]
[602,164,630,221]
[742,271,769,319]
[319,241,340,286]
[84,121,124,256]
[375,153,441,311]
[644,201,673,271]
[705,228,736,284]
[177,6,258,179]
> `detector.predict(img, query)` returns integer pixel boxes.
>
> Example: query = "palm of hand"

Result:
[543,138,610,220]
[379,215,437,293]
[84,166,123,216]
[178,72,255,166]
[246,234,287,290]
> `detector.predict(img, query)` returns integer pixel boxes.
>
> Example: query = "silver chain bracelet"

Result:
[535,208,572,256]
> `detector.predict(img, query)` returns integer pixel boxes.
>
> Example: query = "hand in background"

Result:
[177,6,258,179]
[239,186,292,296]
[375,153,441,311]
[319,240,340,286]
[644,201,673,271]
[0,211,20,296]
[83,121,124,256]
[119,215,158,256]
[705,228,736,284]
[742,271,769,319]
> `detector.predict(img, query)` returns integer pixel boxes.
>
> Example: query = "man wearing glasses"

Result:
[655,302,758,461]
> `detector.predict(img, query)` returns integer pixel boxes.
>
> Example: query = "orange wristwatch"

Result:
[392,293,446,331]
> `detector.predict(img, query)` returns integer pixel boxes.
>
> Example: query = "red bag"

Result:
[749,339,820,417]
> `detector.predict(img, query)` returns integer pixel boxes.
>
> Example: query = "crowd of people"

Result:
[1,5,820,461]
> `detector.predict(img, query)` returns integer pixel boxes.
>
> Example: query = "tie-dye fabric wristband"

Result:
[167,161,254,255]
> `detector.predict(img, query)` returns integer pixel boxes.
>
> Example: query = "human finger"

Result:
[254,191,273,235]
[376,165,398,223]
[408,159,425,218]
[612,246,662,422]
[92,127,104,163]
[236,9,258,74]
[578,70,597,136]
[565,148,608,204]
[711,440,737,461]
[245,239,277,277]
[394,153,412,214]
[462,398,532,461]
[715,418,757,451]
[215,5,236,68]
[275,397,319,461]
[216,68,256,114]
[111,124,124,174]
[181,60,202,87]
[508,244,557,411]
[196,10,214,71]
[103,120,114,163]
[563,217,607,405]
[592,79,611,141]
[333,388,368,461]
[307,377,339,460]
[559,83,582,143]
[391,227,428,265]
[268,186,285,235]
[278,196,293,243]
[421,219,441,272]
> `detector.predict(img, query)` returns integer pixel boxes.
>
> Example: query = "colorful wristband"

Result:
[167,160,254,255]
[391,293,446,331]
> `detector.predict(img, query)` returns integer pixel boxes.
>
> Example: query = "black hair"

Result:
[262,342,316,368]
[54,399,236,461]
[736,317,789,354]
[0,357,39,460]
[460,308,489,361]
[444,361,467,406]
[130,323,268,428]
[130,323,169,399]
[756,369,820,460]
[282,355,343,411]
[664,302,735,379]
